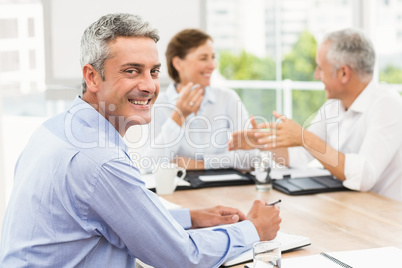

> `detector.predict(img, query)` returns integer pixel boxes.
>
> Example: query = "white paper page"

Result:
[330,247,402,268]
[198,174,244,182]
[281,254,342,267]
[281,247,402,268]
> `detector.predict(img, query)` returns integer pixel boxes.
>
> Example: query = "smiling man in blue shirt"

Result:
[0,13,281,267]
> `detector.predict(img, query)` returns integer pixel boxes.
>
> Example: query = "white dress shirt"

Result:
[143,83,259,170]
[288,83,402,201]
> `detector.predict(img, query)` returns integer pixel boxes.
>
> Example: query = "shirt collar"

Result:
[347,82,375,113]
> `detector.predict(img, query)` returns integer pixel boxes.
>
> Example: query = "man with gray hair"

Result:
[0,13,281,267]
[230,28,402,201]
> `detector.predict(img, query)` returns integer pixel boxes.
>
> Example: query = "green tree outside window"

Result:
[218,30,402,125]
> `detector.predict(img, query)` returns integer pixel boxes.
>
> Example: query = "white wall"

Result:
[43,0,206,88]
[0,96,5,238]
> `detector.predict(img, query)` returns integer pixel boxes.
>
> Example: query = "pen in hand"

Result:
[267,199,281,206]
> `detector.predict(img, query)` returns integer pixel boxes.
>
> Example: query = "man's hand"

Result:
[256,111,303,149]
[228,130,262,150]
[228,116,267,151]
[229,112,304,151]
[190,206,247,228]
[247,199,281,241]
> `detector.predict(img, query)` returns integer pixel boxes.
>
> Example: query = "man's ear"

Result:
[338,65,351,84]
[82,64,101,93]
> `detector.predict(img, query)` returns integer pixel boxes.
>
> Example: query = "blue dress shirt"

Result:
[0,96,259,268]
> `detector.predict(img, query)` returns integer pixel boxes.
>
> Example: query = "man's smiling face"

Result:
[92,36,161,134]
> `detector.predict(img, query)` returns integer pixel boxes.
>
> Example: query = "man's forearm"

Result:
[270,148,289,167]
[303,130,346,180]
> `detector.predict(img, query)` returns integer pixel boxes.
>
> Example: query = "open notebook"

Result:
[223,231,310,267]
[280,247,402,268]
[244,247,402,268]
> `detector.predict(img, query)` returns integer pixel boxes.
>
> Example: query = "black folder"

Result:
[177,169,254,190]
[273,175,350,195]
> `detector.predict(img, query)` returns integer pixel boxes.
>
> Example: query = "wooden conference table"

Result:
[162,185,402,267]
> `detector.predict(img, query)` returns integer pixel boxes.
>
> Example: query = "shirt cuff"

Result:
[211,220,260,247]
[231,220,260,246]
[169,209,192,229]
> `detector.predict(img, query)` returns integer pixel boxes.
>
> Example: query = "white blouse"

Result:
[142,83,259,170]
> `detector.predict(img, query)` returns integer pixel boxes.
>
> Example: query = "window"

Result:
[207,0,402,124]
[0,3,45,96]
[0,2,46,226]
[376,0,402,84]
[206,0,353,124]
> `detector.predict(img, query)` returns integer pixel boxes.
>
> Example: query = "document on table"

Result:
[198,174,244,182]
[279,247,402,268]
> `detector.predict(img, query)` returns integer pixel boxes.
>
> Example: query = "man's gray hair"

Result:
[323,28,375,82]
[80,13,160,93]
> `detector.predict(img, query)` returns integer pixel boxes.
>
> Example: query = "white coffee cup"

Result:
[154,163,186,195]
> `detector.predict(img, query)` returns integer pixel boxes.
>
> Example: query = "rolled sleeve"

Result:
[343,153,366,191]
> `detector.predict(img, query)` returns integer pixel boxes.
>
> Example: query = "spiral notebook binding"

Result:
[320,252,353,268]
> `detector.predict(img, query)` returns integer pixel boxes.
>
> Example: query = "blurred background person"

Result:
[143,29,259,170]
[229,28,402,201]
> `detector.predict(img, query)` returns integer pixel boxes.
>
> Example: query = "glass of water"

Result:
[253,152,273,191]
[253,241,281,268]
